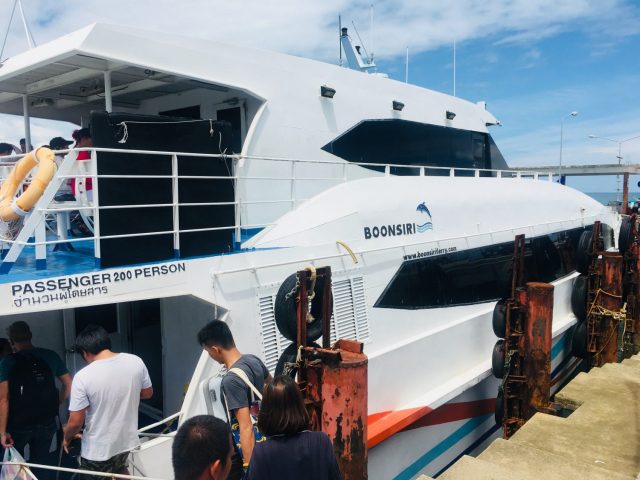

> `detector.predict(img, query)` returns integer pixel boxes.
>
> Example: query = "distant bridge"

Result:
[513,163,640,177]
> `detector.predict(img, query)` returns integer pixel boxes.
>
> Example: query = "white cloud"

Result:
[1,0,639,184]
[1,0,638,62]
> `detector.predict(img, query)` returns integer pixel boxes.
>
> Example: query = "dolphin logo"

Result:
[416,202,433,232]
[416,202,432,219]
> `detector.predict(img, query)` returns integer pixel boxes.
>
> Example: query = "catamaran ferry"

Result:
[0,23,618,479]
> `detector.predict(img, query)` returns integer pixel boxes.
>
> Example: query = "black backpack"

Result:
[8,352,59,427]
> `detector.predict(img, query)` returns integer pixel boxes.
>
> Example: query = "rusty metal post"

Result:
[321,266,333,349]
[600,252,623,364]
[295,269,310,387]
[623,173,629,214]
[524,282,554,417]
[635,242,640,353]
[303,340,368,480]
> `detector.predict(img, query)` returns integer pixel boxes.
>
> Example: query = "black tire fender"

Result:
[274,342,320,378]
[619,216,634,255]
[570,275,588,321]
[495,389,504,425]
[491,339,506,379]
[571,322,588,359]
[575,230,594,275]
[492,299,507,338]
[274,273,332,343]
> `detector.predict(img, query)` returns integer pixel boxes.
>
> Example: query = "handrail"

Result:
[0,146,547,177]
[138,411,182,433]
[0,461,166,480]
[0,146,554,275]
[215,214,602,276]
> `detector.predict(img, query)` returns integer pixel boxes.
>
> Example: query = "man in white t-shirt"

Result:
[63,325,153,479]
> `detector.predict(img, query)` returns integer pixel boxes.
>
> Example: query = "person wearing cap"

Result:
[0,143,14,156]
[0,142,22,161]
[0,321,72,480]
[49,136,74,152]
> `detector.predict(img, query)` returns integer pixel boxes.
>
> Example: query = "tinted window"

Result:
[376,228,586,309]
[321,119,508,175]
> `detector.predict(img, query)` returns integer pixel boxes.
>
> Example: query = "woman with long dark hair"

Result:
[246,375,341,480]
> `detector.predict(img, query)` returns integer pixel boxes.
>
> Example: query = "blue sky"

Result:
[1,0,639,193]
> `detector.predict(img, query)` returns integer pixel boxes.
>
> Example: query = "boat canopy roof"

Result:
[0,23,266,123]
[0,23,498,129]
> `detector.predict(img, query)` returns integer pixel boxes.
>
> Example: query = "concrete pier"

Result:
[419,354,640,479]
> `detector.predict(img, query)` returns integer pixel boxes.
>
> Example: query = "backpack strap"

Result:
[228,368,263,400]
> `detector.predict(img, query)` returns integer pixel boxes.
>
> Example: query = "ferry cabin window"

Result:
[321,119,508,175]
[375,228,588,309]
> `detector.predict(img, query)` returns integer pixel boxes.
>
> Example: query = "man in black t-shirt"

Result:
[0,321,72,480]
[198,320,271,477]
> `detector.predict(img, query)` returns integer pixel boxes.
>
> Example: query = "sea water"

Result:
[585,192,640,205]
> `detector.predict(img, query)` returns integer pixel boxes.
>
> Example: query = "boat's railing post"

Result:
[534,173,539,180]
[497,170,502,178]
[91,148,101,267]
[384,164,390,176]
[419,167,425,177]
[449,168,455,177]
[234,156,242,247]
[290,160,296,207]
[0,148,80,275]
[34,215,46,270]
[548,173,553,182]
[171,153,180,258]
[474,169,480,178]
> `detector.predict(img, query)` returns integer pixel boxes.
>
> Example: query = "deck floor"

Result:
[1,239,97,283]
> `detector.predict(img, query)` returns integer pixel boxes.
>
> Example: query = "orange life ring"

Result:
[0,147,56,222]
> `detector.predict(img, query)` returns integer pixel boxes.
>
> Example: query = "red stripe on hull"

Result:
[368,398,496,446]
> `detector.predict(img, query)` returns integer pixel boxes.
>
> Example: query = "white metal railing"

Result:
[0,147,552,275]
[0,461,166,480]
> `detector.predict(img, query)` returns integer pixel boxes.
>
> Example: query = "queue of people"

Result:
[193,319,343,480]
[0,317,342,479]
[0,321,152,480]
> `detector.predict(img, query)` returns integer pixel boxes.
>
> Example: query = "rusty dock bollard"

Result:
[523,282,554,418]
[594,252,623,366]
[494,236,555,438]
[291,266,368,479]
[624,223,640,355]
[301,340,368,480]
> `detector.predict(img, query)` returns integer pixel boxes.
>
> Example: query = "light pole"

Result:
[588,133,640,209]
[559,111,578,182]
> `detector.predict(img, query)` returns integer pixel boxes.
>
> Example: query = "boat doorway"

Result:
[216,103,245,154]
[63,300,165,422]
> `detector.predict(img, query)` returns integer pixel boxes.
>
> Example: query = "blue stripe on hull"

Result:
[392,414,493,480]
[392,326,577,479]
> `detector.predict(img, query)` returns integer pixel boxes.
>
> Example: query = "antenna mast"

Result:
[338,14,343,67]
[1,0,36,61]
[453,39,456,97]
[17,0,35,48]
[405,47,409,83]
[369,4,374,65]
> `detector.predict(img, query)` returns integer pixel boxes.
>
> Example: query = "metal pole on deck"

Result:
[623,173,630,213]
[22,94,31,151]
[103,71,113,113]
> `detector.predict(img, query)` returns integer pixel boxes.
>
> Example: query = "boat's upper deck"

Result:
[0,143,552,284]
